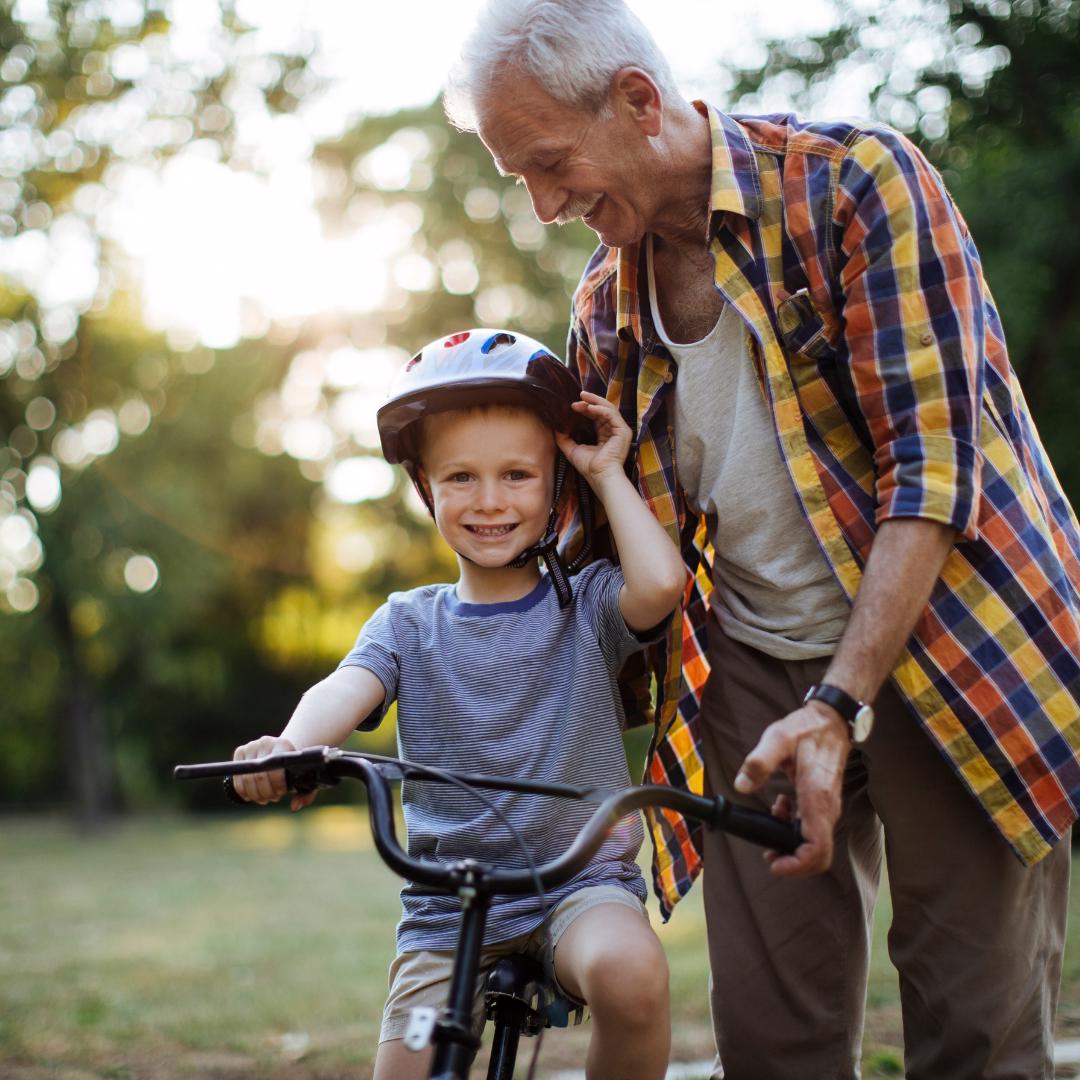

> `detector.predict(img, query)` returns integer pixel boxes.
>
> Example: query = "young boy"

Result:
[232,328,686,1080]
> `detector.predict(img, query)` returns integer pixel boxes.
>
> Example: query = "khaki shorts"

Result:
[379,884,647,1043]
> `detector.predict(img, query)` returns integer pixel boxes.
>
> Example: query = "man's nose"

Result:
[522,174,561,225]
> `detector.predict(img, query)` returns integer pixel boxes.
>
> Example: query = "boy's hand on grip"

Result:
[231,736,318,811]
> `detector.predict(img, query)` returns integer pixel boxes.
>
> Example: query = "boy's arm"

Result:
[232,666,385,810]
[556,391,685,632]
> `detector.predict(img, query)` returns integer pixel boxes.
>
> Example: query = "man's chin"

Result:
[587,222,642,250]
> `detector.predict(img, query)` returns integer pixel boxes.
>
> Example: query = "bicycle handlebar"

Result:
[174,747,803,894]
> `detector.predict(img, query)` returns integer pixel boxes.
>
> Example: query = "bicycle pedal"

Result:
[403,1006,438,1051]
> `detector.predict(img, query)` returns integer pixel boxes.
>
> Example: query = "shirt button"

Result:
[920,332,934,346]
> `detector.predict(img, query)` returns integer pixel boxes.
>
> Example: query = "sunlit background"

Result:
[0,0,1010,607]
[2,0,1070,795]
[4,0,1080,1074]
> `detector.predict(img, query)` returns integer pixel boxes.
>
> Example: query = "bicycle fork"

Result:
[407,866,490,1080]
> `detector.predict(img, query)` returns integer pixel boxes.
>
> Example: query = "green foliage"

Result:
[728,0,1080,499]
[0,9,602,817]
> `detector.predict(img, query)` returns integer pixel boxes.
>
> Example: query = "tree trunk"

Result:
[47,587,119,830]
[62,668,119,831]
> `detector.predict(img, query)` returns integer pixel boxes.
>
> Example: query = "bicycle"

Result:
[174,745,802,1080]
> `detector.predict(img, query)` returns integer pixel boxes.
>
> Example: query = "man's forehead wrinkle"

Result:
[486,118,556,176]
[499,150,547,177]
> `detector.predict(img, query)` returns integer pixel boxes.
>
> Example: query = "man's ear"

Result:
[611,67,663,137]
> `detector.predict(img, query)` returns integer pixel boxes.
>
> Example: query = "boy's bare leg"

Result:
[553,902,671,1080]
[372,1038,431,1080]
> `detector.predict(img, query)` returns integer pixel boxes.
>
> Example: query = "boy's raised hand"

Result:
[555,391,631,490]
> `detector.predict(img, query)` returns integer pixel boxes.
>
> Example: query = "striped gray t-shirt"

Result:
[339,560,649,952]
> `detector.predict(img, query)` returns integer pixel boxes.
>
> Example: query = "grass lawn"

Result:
[2,810,1078,1079]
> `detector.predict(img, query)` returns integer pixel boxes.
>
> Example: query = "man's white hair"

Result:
[444,0,679,131]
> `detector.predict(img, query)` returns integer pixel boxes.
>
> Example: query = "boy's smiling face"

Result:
[418,406,556,571]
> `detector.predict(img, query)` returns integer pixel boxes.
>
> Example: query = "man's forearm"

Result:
[823,518,956,705]
[734,516,957,875]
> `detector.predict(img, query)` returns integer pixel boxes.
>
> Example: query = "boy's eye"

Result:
[449,472,472,483]
[507,469,530,481]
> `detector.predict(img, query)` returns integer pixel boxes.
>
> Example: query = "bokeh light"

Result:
[7,577,39,613]
[25,458,61,513]
[325,457,395,504]
[123,554,160,593]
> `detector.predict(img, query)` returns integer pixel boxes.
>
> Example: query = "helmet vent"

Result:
[443,331,471,348]
[481,332,516,354]
[404,351,423,371]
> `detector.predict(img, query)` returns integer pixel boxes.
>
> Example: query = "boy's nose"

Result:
[475,477,506,510]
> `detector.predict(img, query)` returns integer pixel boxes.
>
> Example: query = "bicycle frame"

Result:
[175,746,802,1080]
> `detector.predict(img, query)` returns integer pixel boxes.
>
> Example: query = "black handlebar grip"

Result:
[714,799,803,854]
[222,770,322,806]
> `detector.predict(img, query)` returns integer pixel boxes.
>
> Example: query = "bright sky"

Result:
[3,0,901,358]
[103,0,870,352]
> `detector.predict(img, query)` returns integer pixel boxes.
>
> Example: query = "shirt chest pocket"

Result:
[774,288,875,496]
[776,288,837,364]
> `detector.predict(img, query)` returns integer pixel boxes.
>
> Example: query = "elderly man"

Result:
[446,1,1080,1077]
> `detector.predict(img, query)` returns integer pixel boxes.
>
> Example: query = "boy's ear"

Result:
[414,468,435,515]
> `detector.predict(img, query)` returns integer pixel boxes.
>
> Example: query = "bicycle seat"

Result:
[483,954,585,1034]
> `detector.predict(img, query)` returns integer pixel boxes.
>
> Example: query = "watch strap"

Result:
[803,683,862,724]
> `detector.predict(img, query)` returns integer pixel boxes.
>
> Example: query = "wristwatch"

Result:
[803,683,875,743]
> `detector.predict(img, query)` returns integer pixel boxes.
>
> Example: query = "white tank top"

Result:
[646,235,849,660]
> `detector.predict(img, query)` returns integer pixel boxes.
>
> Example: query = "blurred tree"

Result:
[311,99,598,359]
[726,0,1080,497]
[0,11,605,823]
[0,0,320,824]
[0,312,312,815]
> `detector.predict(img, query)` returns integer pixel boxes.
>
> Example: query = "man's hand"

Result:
[734,701,852,876]
[732,520,956,876]
[232,735,318,812]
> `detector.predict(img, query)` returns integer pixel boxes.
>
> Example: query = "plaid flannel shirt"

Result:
[568,105,1080,918]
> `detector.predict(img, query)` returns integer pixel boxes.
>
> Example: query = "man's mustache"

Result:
[555,194,601,226]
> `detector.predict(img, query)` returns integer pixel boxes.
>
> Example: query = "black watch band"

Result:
[803,683,875,743]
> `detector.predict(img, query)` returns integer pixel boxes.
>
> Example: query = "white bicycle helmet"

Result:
[377,328,595,606]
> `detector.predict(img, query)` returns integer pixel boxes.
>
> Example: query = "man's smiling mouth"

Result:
[582,195,604,224]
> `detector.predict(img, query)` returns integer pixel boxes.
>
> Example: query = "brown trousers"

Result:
[701,618,1070,1080]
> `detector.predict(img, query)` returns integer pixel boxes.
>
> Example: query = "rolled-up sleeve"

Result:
[835,128,984,540]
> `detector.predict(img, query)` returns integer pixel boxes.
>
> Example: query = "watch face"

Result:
[852,704,875,743]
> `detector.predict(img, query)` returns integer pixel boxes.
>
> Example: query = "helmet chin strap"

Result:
[506,453,594,608]
[414,453,593,609]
